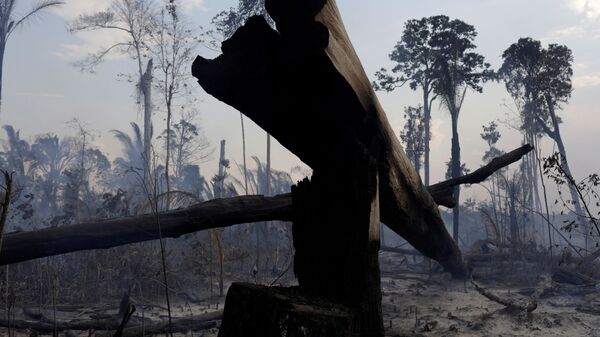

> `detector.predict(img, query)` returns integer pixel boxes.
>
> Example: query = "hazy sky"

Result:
[4,0,600,203]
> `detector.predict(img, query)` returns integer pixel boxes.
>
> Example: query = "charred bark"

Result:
[218,283,355,337]
[192,0,467,278]
[0,194,292,265]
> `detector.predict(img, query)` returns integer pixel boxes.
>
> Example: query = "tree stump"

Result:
[218,283,356,337]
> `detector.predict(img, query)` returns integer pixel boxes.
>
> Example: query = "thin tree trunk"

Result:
[266,134,271,197]
[141,59,154,182]
[164,100,172,210]
[451,111,461,242]
[547,98,586,245]
[537,143,554,256]
[0,41,5,119]
[508,185,519,246]
[423,88,431,186]
[217,140,226,198]
[215,140,226,296]
[240,113,248,195]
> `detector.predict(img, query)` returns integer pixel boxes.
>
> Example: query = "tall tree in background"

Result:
[498,38,545,235]
[399,105,426,174]
[430,16,490,242]
[0,0,63,117]
[373,16,446,186]
[70,0,155,177]
[499,38,584,240]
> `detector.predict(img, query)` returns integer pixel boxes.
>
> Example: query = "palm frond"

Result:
[130,122,143,151]
[8,0,64,37]
[110,129,134,154]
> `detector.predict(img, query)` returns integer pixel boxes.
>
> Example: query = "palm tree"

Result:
[1,124,29,175]
[29,134,75,212]
[111,122,145,171]
[0,0,64,115]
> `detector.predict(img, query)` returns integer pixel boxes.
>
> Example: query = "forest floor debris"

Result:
[4,251,600,336]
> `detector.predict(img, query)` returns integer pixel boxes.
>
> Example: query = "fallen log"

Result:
[576,304,600,316]
[471,280,537,312]
[97,320,217,337]
[0,194,291,265]
[552,267,598,286]
[0,143,526,267]
[380,245,421,256]
[0,310,222,334]
[538,285,599,298]
[96,311,222,337]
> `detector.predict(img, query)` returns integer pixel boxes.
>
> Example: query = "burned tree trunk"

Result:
[192,0,467,278]
[291,148,383,335]
[0,194,292,265]
[193,0,463,334]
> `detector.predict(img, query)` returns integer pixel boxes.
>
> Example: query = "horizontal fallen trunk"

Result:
[0,310,222,334]
[96,321,218,337]
[380,246,421,256]
[0,145,527,266]
[552,267,598,286]
[576,305,600,315]
[96,311,222,337]
[0,194,291,265]
[471,280,537,312]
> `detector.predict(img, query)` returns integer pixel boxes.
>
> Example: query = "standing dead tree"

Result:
[192,0,465,335]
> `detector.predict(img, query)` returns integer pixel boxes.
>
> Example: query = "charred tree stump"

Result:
[291,146,383,335]
[218,283,355,337]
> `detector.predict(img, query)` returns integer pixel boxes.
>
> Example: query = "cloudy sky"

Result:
[4,0,600,202]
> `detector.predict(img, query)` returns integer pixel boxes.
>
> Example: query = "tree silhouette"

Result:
[0,0,64,116]
[148,0,199,209]
[429,16,490,242]
[69,0,156,178]
[211,0,268,40]
[499,38,584,239]
[399,105,426,175]
[373,16,448,186]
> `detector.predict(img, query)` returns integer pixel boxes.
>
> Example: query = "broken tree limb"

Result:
[0,194,291,265]
[428,144,533,208]
[380,246,421,256]
[0,310,222,334]
[471,280,537,312]
[96,311,222,337]
[192,0,467,278]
